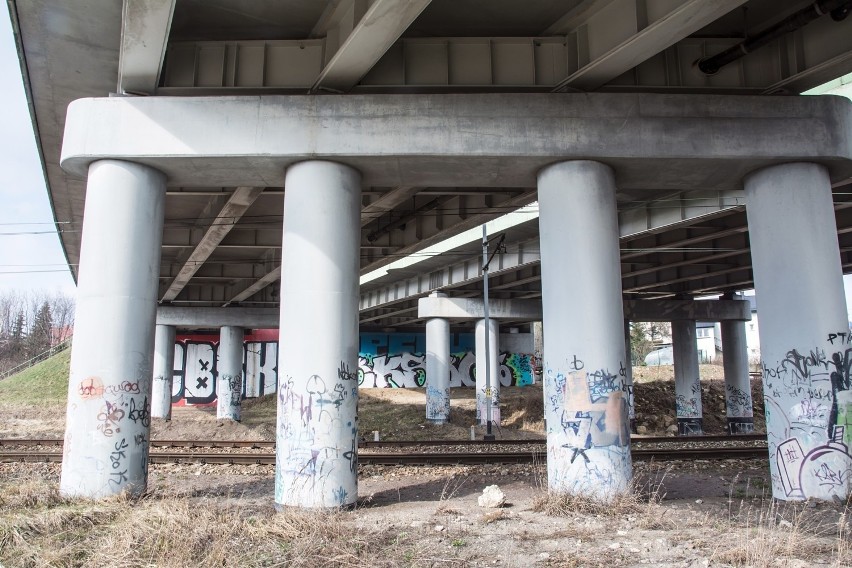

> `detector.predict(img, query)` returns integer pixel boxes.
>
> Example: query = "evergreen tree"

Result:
[7,311,27,360]
[26,301,53,359]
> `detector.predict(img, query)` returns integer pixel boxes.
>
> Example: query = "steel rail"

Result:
[0,446,768,465]
[0,433,766,449]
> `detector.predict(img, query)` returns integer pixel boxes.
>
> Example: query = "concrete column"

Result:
[151,324,176,420]
[672,319,703,435]
[746,162,851,501]
[538,160,631,500]
[533,321,544,383]
[721,317,754,434]
[475,318,500,425]
[624,320,636,433]
[217,326,244,421]
[276,161,360,508]
[425,293,451,423]
[59,160,165,498]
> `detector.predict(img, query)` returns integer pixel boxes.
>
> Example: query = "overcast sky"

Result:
[2,8,852,314]
[0,10,75,296]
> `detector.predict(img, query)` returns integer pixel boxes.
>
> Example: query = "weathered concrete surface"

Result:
[746,162,851,502]
[60,160,166,499]
[61,93,852,189]
[157,306,278,329]
[538,160,632,500]
[275,160,361,508]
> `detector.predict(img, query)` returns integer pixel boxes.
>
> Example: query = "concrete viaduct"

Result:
[10,0,852,506]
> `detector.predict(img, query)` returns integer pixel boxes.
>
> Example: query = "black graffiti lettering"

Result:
[337,361,357,382]
[128,397,151,427]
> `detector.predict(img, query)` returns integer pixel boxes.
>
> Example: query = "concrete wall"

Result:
[171,331,537,405]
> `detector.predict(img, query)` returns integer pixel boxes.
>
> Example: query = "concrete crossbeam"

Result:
[622,299,751,322]
[157,306,278,329]
[419,296,542,320]
[60,94,852,189]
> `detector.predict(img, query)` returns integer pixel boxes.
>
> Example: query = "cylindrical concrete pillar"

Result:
[672,319,703,435]
[217,326,244,421]
[276,161,360,508]
[425,295,451,423]
[538,160,632,500]
[746,162,851,501]
[475,318,500,426]
[721,318,754,434]
[151,325,176,420]
[624,320,636,433]
[60,160,165,499]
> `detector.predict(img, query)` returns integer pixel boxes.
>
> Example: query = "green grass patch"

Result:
[0,349,70,405]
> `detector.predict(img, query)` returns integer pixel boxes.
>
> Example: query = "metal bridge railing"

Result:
[0,337,73,381]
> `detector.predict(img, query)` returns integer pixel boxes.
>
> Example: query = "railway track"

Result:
[0,433,766,449]
[0,438,768,466]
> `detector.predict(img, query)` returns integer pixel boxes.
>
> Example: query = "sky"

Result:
[2,7,852,312]
[0,10,75,296]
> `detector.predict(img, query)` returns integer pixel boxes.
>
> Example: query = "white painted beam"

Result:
[554,0,748,91]
[118,0,176,95]
[161,186,264,301]
[312,0,432,93]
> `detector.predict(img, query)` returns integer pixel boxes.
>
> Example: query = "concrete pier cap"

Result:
[60,94,852,189]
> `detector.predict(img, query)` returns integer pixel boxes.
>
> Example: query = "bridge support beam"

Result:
[275,160,360,508]
[151,324,176,420]
[425,293,451,424]
[721,316,754,434]
[746,162,852,501]
[475,318,500,426]
[60,159,166,498]
[673,319,703,435]
[538,160,631,500]
[217,326,244,421]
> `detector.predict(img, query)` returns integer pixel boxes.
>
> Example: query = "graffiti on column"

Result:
[425,384,450,421]
[725,383,753,418]
[73,371,152,493]
[275,361,358,507]
[763,332,852,500]
[545,355,631,497]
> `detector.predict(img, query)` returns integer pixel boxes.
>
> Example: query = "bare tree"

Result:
[0,289,75,377]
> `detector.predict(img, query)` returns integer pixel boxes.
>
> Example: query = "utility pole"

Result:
[481,225,505,442]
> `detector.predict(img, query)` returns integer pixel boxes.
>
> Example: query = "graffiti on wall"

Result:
[357,351,535,389]
[245,341,278,397]
[170,333,536,405]
[762,332,852,500]
[544,355,632,498]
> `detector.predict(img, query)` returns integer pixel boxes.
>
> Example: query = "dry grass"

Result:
[711,499,852,567]
[0,476,464,567]
[531,468,672,528]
